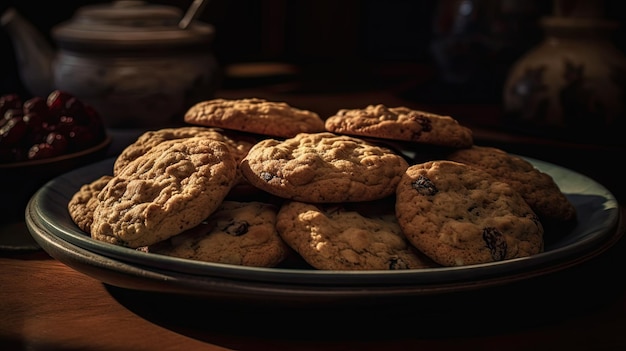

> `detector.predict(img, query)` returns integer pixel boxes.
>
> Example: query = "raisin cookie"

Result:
[91,137,237,248]
[240,132,409,203]
[395,160,544,267]
[184,98,325,138]
[446,145,577,225]
[146,201,289,267]
[325,104,473,148]
[113,126,255,176]
[276,200,437,270]
[67,175,112,234]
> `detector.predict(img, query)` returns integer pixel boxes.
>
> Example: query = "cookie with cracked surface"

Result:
[276,199,437,270]
[67,175,112,234]
[113,126,255,178]
[145,201,289,267]
[325,104,473,148]
[395,160,544,267]
[240,132,409,203]
[91,137,237,248]
[184,98,325,138]
[446,145,577,226]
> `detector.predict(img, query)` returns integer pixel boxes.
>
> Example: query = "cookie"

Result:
[446,145,577,225]
[113,126,255,176]
[325,104,474,148]
[67,175,112,234]
[91,137,237,248]
[276,199,437,270]
[240,132,409,203]
[146,201,289,267]
[395,160,544,267]
[184,98,325,138]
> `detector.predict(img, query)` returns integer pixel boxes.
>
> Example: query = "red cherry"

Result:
[22,96,48,115]
[68,125,98,150]
[46,90,74,119]
[64,97,90,123]
[22,112,45,127]
[0,94,22,117]
[0,117,28,147]
[55,115,76,135]
[45,132,69,153]
[27,142,62,160]
[3,108,23,123]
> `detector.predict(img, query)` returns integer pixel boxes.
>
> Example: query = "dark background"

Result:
[0,0,443,97]
[8,0,624,102]
[2,0,626,116]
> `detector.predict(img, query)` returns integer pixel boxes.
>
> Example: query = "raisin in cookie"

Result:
[67,175,112,234]
[276,199,437,270]
[113,126,255,176]
[146,201,288,267]
[325,104,473,148]
[240,132,409,203]
[446,145,577,225]
[184,98,325,138]
[395,160,544,267]
[91,137,237,248]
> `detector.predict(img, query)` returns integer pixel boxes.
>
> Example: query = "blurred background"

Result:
[4,0,626,101]
[2,0,625,199]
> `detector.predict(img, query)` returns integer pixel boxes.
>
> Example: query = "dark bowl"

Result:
[0,135,112,223]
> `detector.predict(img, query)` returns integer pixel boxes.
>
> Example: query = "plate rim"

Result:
[27,208,624,301]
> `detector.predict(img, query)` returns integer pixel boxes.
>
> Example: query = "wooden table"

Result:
[2,85,625,350]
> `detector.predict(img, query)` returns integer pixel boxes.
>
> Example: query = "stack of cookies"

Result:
[68,98,577,270]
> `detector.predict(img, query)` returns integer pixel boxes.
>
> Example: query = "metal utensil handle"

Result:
[179,0,209,29]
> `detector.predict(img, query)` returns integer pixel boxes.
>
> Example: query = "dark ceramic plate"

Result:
[25,157,621,303]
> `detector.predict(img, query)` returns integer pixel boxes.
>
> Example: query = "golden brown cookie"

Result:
[325,104,474,148]
[276,199,437,270]
[146,201,289,267]
[184,98,325,138]
[67,175,112,234]
[91,137,237,248]
[446,145,577,225]
[113,126,255,176]
[240,132,409,203]
[395,160,544,267]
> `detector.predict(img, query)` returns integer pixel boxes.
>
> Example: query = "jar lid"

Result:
[52,0,214,51]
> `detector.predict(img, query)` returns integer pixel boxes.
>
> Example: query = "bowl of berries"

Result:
[0,90,111,228]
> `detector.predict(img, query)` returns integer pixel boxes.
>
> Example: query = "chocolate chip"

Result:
[261,171,274,182]
[483,227,507,261]
[223,220,249,236]
[408,113,432,139]
[388,256,409,269]
[411,175,438,196]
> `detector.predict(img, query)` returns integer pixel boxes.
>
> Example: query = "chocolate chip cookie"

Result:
[276,199,437,270]
[184,98,325,138]
[395,160,544,267]
[446,145,577,225]
[113,126,255,176]
[240,132,409,203]
[146,201,289,267]
[91,137,237,248]
[325,104,474,148]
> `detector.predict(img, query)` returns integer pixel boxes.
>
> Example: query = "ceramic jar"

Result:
[53,1,219,128]
[503,16,626,144]
[3,0,220,129]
